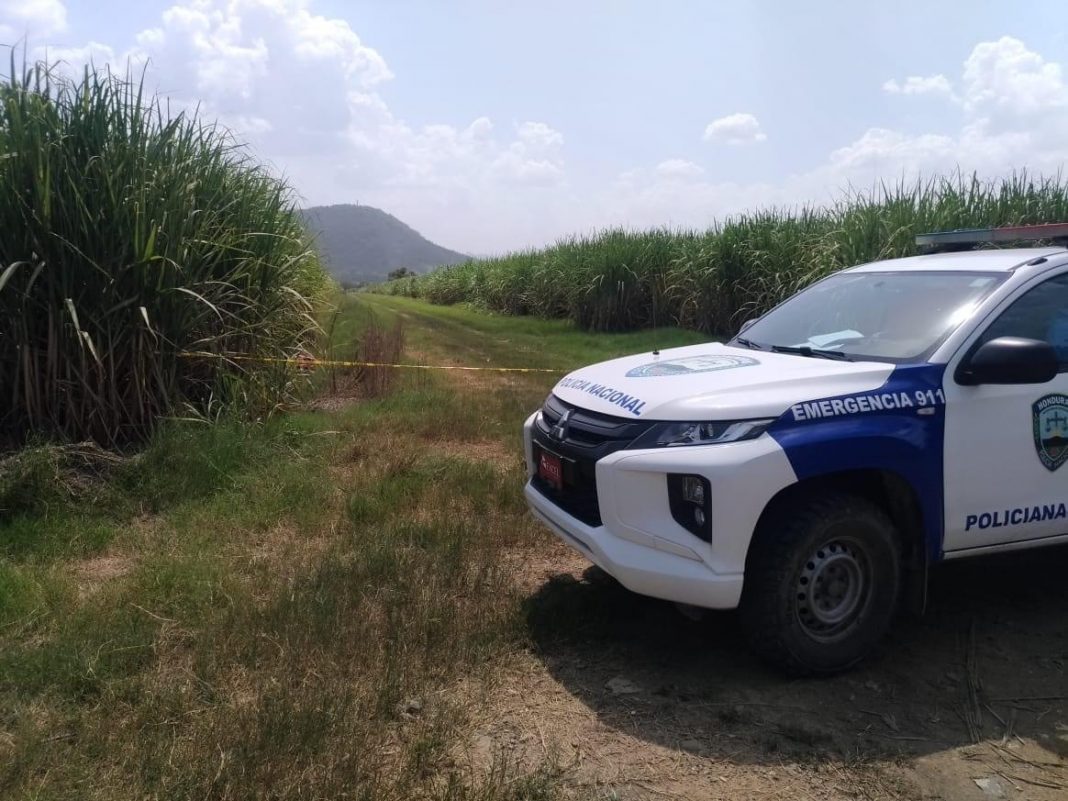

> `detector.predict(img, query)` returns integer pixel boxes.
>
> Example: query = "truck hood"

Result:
[551,342,897,420]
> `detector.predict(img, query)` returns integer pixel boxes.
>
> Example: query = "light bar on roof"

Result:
[916,223,1068,248]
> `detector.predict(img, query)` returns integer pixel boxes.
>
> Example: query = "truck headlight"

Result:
[631,419,774,448]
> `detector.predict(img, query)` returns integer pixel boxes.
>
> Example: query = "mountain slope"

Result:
[301,204,468,285]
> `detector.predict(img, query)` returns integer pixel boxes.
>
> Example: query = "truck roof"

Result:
[848,247,1068,274]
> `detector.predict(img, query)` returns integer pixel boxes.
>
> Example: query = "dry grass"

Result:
[318,300,407,404]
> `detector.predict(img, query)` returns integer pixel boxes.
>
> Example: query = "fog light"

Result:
[681,476,705,506]
[666,474,712,542]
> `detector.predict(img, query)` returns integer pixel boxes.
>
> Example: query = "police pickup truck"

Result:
[523,224,1068,674]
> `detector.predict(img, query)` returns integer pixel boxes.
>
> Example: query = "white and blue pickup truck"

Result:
[523,224,1068,675]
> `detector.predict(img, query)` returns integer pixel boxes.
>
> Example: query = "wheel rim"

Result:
[795,538,872,642]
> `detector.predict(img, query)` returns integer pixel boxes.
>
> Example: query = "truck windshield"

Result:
[733,271,1006,363]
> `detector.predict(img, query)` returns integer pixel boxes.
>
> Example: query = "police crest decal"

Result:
[1033,393,1068,472]
[625,354,759,378]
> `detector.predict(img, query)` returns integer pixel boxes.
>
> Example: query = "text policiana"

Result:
[965,502,1068,532]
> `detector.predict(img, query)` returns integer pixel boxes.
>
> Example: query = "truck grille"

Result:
[530,395,653,527]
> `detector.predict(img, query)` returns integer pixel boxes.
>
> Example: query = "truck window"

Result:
[735,271,1005,363]
[977,273,1068,370]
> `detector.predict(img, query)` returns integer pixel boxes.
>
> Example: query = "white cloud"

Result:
[337,84,564,192]
[882,74,954,96]
[838,37,1068,180]
[126,0,390,122]
[602,37,1068,239]
[517,121,564,150]
[655,159,704,180]
[35,41,116,73]
[0,0,66,40]
[703,112,766,145]
[961,36,1068,118]
[826,128,956,171]
[491,121,565,185]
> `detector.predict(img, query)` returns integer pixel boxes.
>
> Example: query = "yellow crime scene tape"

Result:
[178,351,564,374]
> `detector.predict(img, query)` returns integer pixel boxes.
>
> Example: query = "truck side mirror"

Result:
[956,336,1059,386]
[739,318,759,334]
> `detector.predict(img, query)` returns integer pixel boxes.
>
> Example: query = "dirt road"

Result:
[370,295,1068,800]
[466,539,1068,800]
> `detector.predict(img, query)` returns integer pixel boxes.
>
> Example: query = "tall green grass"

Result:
[0,58,328,447]
[380,173,1068,333]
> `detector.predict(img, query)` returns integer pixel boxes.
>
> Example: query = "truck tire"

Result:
[739,492,901,675]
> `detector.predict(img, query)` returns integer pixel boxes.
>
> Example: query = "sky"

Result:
[2,1,1068,255]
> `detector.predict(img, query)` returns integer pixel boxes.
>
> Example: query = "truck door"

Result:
[943,271,1068,553]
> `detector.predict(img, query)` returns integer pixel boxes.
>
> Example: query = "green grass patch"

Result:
[0,514,117,562]
[365,294,705,371]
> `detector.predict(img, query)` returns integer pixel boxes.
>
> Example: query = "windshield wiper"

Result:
[769,344,852,361]
[733,337,764,351]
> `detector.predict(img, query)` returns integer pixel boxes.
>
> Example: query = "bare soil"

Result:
[467,538,1068,800]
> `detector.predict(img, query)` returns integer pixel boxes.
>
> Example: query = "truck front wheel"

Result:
[739,493,901,675]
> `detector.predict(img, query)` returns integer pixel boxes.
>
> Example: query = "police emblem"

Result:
[625,354,759,378]
[1033,393,1068,472]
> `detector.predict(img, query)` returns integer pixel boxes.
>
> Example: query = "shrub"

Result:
[0,57,329,447]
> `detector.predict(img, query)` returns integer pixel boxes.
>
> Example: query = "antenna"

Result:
[652,274,660,356]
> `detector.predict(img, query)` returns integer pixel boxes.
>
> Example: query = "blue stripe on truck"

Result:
[768,364,948,560]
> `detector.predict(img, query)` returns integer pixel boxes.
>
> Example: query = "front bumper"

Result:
[522,409,797,610]
[525,481,745,608]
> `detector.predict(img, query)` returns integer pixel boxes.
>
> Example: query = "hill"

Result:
[301,204,468,285]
